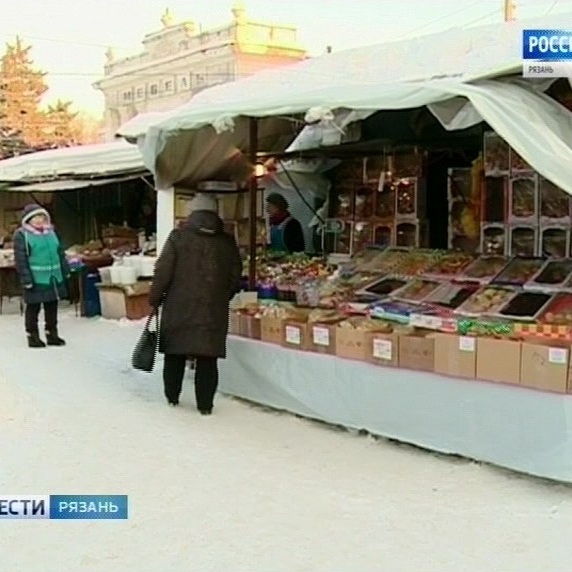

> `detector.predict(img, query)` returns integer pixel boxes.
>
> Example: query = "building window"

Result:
[123,91,132,101]
[164,80,173,92]
[179,76,188,90]
[150,84,158,96]
[136,87,144,99]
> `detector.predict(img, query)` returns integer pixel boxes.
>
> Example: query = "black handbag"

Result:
[131,310,159,373]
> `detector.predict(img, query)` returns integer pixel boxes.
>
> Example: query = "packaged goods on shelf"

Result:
[541,227,569,258]
[508,226,539,257]
[539,177,571,224]
[509,176,538,223]
[480,224,507,255]
[484,132,509,176]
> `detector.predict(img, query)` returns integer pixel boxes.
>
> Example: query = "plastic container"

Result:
[540,227,569,258]
[461,255,510,284]
[118,266,137,285]
[83,272,101,317]
[508,226,538,257]
[423,281,480,310]
[98,266,112,285]
[480,224,507,255]
[492,256,545,286]
[109,265,122,284]
[140,256,156,277]
[391,279,441,303]
[509,176,538,223]
[497,292,553,321]
[539,177,570,224]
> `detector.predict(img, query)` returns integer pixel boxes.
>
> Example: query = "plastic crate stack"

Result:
[481,132,571,257]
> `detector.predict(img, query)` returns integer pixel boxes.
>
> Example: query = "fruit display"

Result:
[484,132,509,175]
[539,295,572,325]
[354,247,406,273]
[509,177,537,220]
[492,257,545,285]
[527,259,572,288]
[509,227,538,257]
[424,252,475,277]
[481,225,507,256]
[540,177,570,222]
[498,292,553,320]
[391,279,442,302]
[359,276,408,297]
[509,148,533,174]
[462,255,510,282]
[456,287,516,316]
[541,228,568,258]
[423,281,480,309]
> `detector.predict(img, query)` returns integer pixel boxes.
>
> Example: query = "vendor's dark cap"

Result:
[266,193,288,211]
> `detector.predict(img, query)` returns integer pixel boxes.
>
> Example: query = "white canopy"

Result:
[133,12,572,194]
[0,141,147,183]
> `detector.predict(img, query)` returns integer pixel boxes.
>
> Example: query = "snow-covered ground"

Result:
[1,300,572,571]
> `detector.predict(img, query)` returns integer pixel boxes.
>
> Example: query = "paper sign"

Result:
[459,336,476,352]
[313,327,330,346]
[285,325,301,345]
[373,339,392,360]
[548,347,568,365]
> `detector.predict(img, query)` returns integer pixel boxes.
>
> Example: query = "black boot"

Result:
[28,333,46,348]
[46,330,65,346]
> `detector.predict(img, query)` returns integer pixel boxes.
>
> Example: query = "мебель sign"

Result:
[522,30,572,78]
[0,495,128,519]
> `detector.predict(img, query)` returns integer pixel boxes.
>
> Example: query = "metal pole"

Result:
[248,117,258,290]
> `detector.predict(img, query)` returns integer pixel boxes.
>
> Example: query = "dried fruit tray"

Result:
[538,294,572,326]
[391,249,441,276]
[357,276,408,298]
[455,286,517,317]
[461,255,511,283]
[391,279,442,303]
[496,292,554,322]
[525,259,572,291]
[423,252,476,279]
[423,281,481,310]
[357,247,408,274]
[491,257,545,286]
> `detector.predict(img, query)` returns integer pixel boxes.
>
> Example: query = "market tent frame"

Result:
[133,12,572,199]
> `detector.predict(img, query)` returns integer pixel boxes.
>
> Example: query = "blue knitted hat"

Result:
[22,204,50,224]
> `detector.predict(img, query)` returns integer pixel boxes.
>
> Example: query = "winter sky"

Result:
[0,0,569,116]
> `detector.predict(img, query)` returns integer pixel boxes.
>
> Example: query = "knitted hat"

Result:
[266,193,289,211]
[190,193,217,212]
[22,204,50,224]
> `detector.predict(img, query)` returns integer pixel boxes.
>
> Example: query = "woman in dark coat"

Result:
[13,204,69,348]
[149,194,242,415]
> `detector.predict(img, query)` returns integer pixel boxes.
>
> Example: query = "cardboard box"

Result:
[260,316,284,345]
[434,334,477,379]
[229,311,241,336]
[368,332,399,368]
[282,320,312,351]
[335,326,371,362]
[520,341,572,393]
[476,337,521,385]
[398,332,435,372]
[239,314,261,340]
[309,320,343,355]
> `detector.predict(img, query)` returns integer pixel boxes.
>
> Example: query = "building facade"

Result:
[93,3,306,139]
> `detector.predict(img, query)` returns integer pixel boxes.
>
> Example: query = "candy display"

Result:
[540,228,568,258]
[356,247,406,274]
[484,132,509,175]
[456,287,516,316]
[423,281,480,309]
[539,177,570,223]
[498,292,553,320]
[509,148,533,174]
[527,259,572,289]
[462,255,509,283]
[509,177,537,221]
[392,249,439,276]
[492,257,545,285]
[424,252,475,277]
[391,279,441,302]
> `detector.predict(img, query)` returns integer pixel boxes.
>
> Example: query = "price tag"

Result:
[459,336,476,352]
[285,325,301,345]
[373,339,393,360]
[313,326,330,347]
[548,347,568,365]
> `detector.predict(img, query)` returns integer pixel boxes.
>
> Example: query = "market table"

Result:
[219,336,572,483]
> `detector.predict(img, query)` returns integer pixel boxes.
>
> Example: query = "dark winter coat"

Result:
[149,210,243,358]
[13,229,70,305]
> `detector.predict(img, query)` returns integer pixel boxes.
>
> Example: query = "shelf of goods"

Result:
[508,175,538,224]
[509,147,534,176]
[539,177,571,225]
[541,226,569,258]
[480,224,507,256]
[508,225,539,257]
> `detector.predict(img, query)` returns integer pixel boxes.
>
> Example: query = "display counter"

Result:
[220,336,572,483]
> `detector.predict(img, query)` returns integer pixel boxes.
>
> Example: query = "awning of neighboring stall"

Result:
[135,12,572,195]
[0,140,148,183]
[2,174,149,193]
